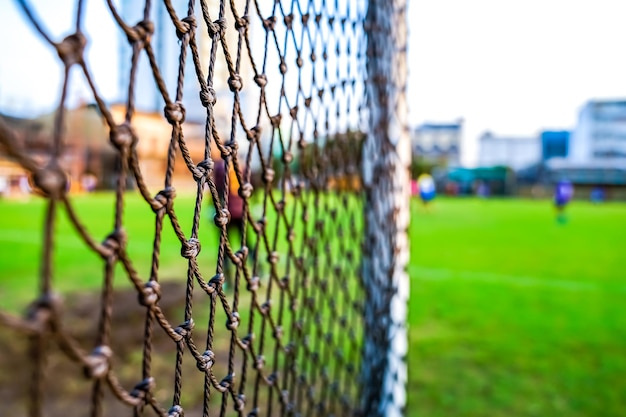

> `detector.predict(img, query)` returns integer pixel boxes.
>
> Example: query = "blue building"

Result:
[541,130,570,161]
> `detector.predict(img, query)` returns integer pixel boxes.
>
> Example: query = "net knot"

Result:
[241,333,254,349]
[209,273,225,292]
[235,246,249,264]
[218,144,232,158]
[270,114,282,127]
[235,394,246,411]
[207,19,226,39]
[214,208,230,227]
[253,74,267,88]
[227,139,239,153]
[129,19,154,44]
[247,276,260,292]
[260,301,271,316]
[247,125,262,142]
[267,372,278,386]
[279,59,288,74]
[168,405,184,417]
[176,15,197,40]
[181,238,201,259]
[235,16,249,31]
[109,123,136,151]
[196,350,215,372]
[283,14,294,28]
[275,199,285,214]
[101,229,127,259]
[193,159,214,181]
[83,345,113,379]
[25,293,61,332]
[238,182,253,199]
[226,311,240,330]
[164,102,186,124]
[292,181,303,197]
[263,16,277,31]
[151,187,176,212]
[228,74,243,92]
[296,55,304,68]
[256,217,266,232]
[33,163,68,199]
[268,251,279,265]
[173,319,194,341]
[199,87,216,107]
[55,33,86,67]
[263,168,275,185]
[130,377,155,400]
[138,281,161,307]
[220,374,234,389]
[254,354,265,370]
[273,325,283,340]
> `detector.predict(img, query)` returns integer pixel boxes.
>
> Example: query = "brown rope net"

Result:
[0,0,373,416]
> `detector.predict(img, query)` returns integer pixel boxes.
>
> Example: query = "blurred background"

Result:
[1,0,626,416]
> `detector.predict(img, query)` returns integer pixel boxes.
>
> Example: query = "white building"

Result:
[570,99,626,162]
[411,120,462,165]
[477,132,540,170]
[118,1,253,125]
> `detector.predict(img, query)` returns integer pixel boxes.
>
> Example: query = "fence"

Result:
[0,1,409,416]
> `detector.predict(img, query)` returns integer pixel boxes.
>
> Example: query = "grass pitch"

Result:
[408,198,626,417]
[0,194,625,416]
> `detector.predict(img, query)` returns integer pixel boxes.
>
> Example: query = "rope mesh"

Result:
[0,0,377,416]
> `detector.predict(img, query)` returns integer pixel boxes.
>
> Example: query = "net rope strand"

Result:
[0,0,374,416]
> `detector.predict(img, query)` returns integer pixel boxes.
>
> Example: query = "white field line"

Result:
[408,265,626,292]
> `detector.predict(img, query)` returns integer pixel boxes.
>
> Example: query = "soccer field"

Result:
[408,197,626,417]
[0,195,625,416]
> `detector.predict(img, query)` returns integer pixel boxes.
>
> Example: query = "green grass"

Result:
[1,194,626,416]
[0,190,364,413]
[0,192,214,311]
[408,198,626,417]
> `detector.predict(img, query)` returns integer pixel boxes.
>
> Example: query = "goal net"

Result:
[0,1,409,416]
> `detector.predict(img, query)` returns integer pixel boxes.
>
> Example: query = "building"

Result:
[535,100,626,199]
[545,158,626,185]
[0,106,113,195]
[541,130,570,161]
[108,104,210,191]
[477,132,540,170]
[0,102,215,196]
[411,120,462,165]
[570,99,626,162]
[118,1,254,126]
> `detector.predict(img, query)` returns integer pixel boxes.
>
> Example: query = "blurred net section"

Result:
[0,0,368,416]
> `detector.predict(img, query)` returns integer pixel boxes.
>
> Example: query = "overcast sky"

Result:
[408,0,626,164]
[2,0,626,165]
